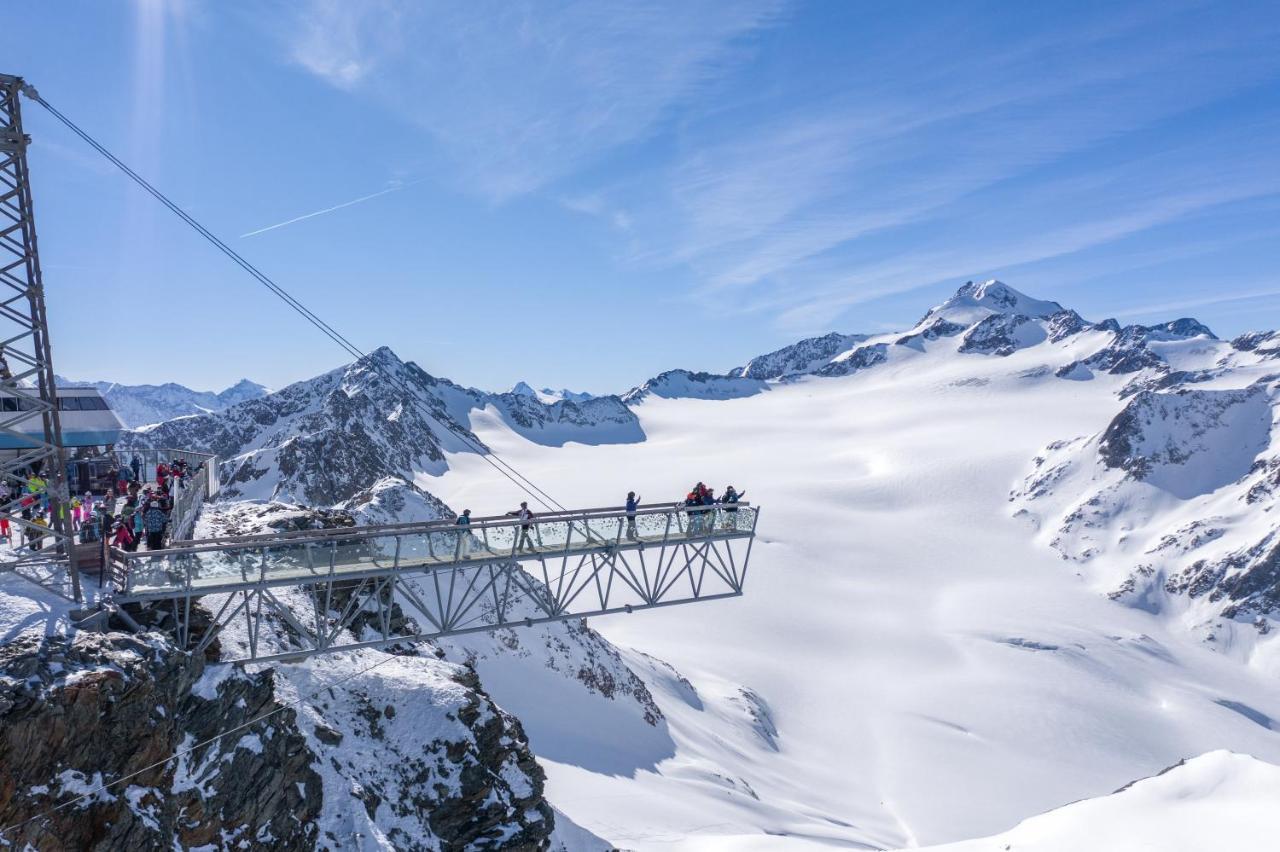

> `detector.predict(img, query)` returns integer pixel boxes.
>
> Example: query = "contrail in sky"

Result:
[240,179,423,238]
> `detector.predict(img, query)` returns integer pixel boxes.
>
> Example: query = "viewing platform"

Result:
[108,502,760,664]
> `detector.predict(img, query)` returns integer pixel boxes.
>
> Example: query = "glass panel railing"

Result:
[115,505,757,596]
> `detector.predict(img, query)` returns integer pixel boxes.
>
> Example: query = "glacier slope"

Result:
[427,324,1280,850]
[916,750,1280,852]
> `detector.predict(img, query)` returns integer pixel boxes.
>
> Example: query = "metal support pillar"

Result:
[0,74,79,600]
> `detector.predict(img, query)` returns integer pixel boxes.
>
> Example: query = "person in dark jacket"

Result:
[142,500,168,551]
[507,502,536,552]
[624,491,641,540]
[684,490,705,536]
[721,485,746,528]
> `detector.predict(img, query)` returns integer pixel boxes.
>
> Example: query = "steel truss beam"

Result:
[130,534,755,664]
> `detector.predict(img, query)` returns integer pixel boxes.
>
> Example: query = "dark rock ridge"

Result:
[1165,532,1280,621]
[622,369,768,403]
[814,343,889,377]
[0,632,321,851]
[1232,330,1280,358]
[958,313,1043,356]
[731,332,868,379]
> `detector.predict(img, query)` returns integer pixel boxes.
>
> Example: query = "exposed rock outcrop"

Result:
[0,632,321,851]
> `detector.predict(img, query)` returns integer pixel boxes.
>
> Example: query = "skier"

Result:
[129,453,142,483]
[507,502,536,552]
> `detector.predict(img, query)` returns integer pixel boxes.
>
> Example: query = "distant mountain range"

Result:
[54,376,270,429]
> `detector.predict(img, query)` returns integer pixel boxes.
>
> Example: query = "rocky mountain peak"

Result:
[216,378,271,408]
[926,279,1066,326]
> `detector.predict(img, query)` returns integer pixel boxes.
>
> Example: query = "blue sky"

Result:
[11,0,1280,394]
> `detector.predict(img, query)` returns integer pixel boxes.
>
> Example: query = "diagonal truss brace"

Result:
[142,535,754,665]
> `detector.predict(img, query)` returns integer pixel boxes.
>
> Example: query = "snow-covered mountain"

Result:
[622,369,768,403]
[624,279,1213,397]
[511,381,596,404]
[54,375,269,428]
[123,347,643,504]
[15,278,1280,850]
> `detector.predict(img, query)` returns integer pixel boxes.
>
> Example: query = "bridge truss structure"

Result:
[111,503,758,664]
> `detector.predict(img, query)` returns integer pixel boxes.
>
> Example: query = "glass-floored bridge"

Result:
[109,503,759,664]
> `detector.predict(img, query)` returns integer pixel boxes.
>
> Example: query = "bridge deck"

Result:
[112,503,757,600]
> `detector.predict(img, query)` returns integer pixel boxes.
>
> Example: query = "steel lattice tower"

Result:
[0,74,80,601]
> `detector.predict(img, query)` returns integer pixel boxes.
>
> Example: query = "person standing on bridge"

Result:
[624,491,641,540]
[508,502,536,552]
[721,485,746,529]
[684,489,704,536]
[111,521,134,552]
[132,504,145,548]
[455,509,473,558]
[142,500,168,551]
[130,453,142,483]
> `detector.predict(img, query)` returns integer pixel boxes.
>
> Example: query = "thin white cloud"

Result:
[1109,287,1280,321]
[285,0,785,200]
[239,180,423,238]
[561,4,1280,333]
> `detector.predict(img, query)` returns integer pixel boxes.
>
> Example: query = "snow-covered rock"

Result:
[511,381,596,404]
[730,332,869,380]
[921,278,1066,326]
[1013,375,1280,649]
[622,369,768,403]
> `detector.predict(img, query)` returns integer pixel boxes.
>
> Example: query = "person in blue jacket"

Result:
[624,491,641,540]
[721,485,746,528]
[454,509,472,558]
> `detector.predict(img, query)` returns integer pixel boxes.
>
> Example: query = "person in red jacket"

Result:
[111,522,134,551]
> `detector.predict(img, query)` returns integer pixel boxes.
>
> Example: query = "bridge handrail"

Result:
[114,447,221,498]
[130,500,752,557]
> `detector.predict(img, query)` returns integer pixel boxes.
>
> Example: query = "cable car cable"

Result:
[28,93,565,512]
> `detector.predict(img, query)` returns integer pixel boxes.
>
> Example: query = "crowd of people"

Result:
[680,482,746,534]
[0,455,199,554]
